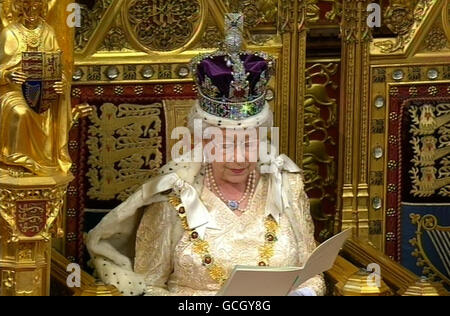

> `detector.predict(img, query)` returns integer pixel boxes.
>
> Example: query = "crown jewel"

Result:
[191,13,275,121]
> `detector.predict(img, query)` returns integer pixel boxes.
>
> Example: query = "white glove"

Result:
[289,287,317,296]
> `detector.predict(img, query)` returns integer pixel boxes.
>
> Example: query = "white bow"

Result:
[261,154,301,222]
[141,154,300,237]
[143,173,217,239]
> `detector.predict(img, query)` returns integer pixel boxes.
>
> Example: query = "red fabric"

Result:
[67,83,196,264]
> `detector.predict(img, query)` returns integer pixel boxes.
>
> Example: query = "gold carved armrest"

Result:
[50,249,121,296]
[325,238,449,296]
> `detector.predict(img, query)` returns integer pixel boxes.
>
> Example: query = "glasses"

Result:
[212,141,259,151]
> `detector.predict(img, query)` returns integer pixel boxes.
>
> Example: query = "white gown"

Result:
[87,155,326,296]
[135,172,326,296]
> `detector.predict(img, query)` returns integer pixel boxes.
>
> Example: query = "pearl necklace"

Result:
[205,164,256,212]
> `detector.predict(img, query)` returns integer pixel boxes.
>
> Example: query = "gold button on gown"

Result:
[135,173,327,296]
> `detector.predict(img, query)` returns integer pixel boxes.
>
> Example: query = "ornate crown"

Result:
[191,13,275,121]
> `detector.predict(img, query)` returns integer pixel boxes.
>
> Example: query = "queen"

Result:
[0,0,88,176]
[87,14,326,296]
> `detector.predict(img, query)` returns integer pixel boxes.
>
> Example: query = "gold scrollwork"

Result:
[384,1,415,36]
[425,27,448,52]
[226,0,278,25]
[279,0,294,33]
[75,0,113,52]
[306,0,342,23]
[99,26,133,52]
[324,0,342,22]
[303,62,339,240]
[278,0,330,33]
[122,0,205,53]
[164,99,196,160]
[306,0,343,24]
[200,25,222,48]
[373,0,436,54]
[15,270,41,296]
[1,270,15,290]
[306,0,321,23]
[18,243,34,262]
[225,0,279,45]
[341,0,372,44]
[443,1,450,44]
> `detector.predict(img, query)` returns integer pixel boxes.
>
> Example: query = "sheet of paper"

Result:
[293,228,352,287]
[218,229,352,296]
[218,266,301,296]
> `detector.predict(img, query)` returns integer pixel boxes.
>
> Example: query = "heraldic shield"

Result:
[15,201,47,238]
[408,211,450,287]
[21,51,62,114]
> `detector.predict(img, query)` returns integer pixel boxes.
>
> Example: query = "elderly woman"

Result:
[87,14,326,297]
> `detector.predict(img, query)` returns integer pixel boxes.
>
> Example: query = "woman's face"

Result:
[211,161,257,184]
[205,128,259,184]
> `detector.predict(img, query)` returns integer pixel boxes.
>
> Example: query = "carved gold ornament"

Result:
[443,1,450,45]
[303,63,338,240]
[425,27,448,52]
[385,4,415,36]
[125,0,202,52]
[100,27,132,52]
[201,26,222,48]
[224,0,279,45]
[227,0,278,25]
[75,0,112,52]
[373,0,437,54]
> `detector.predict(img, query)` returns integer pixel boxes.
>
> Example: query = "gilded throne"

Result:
[0,0,449,296]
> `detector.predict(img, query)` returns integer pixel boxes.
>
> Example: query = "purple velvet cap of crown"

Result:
[196,54,268,99]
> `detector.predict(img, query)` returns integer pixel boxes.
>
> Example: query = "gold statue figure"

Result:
[0,0,90,177]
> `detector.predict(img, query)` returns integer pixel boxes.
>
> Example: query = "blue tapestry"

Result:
[401,203,450,287]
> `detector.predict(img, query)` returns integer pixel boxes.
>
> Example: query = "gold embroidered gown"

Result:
[134,172,326,296]
[0,22,72,176]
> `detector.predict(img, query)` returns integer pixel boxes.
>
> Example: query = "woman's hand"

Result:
[5,70,28,85]
[53,80,66,95]
[288,287,317,296]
